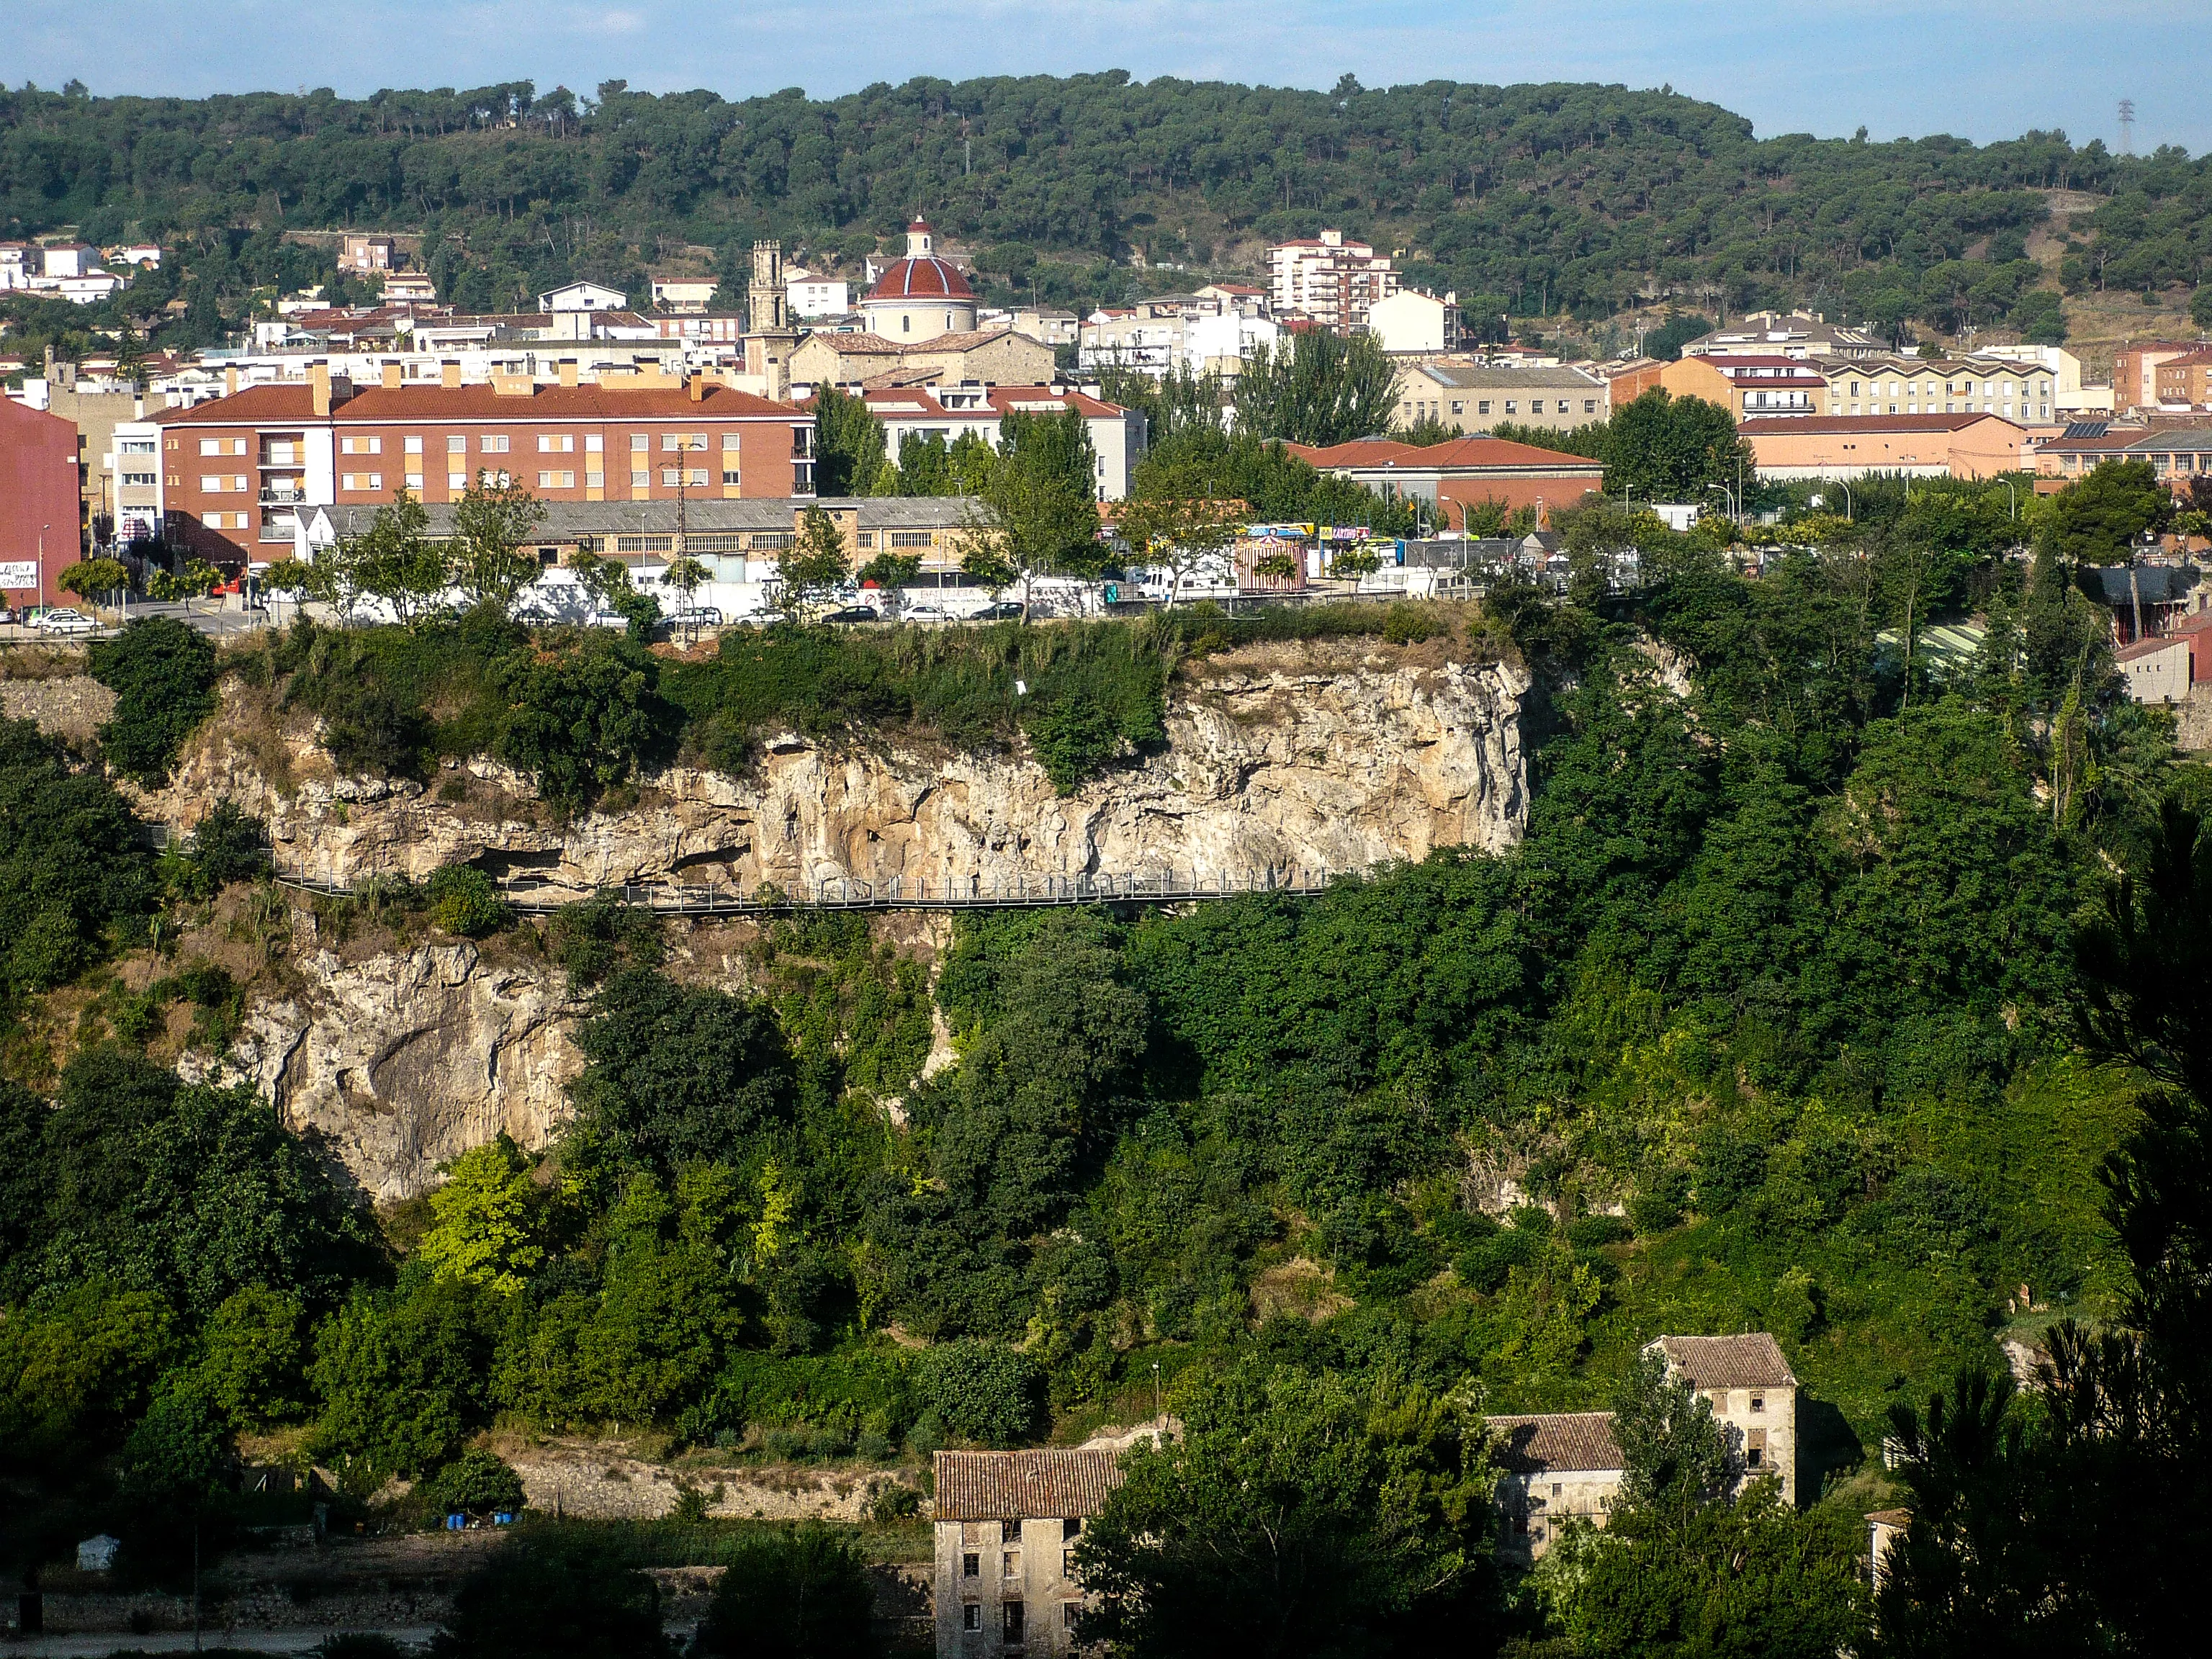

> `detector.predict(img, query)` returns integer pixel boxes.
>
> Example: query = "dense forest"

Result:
[3,73,2208,346]
[5,431,2211,1649]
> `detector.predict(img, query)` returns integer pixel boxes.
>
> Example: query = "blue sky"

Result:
[6,0,2207,153]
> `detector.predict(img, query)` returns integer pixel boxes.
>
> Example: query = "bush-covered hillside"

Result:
[4,75,2206,344]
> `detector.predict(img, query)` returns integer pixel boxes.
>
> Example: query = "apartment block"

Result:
[1394,363,1609,434]
[1822,356,2054,423]
[1267,230,1401,333]
[148,369,814,565]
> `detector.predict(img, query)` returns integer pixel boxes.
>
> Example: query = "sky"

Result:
[4,0,2208,155]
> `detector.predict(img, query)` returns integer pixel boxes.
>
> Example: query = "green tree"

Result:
[58,555,130,607]
[924,1340,1045,1446]
[416,1138,547,1292]
[421,1447,526,1515]
[86,613,220,785]
[1603,388,1753,504]
[0,717,153,994]
[2044,459,2169,565]
[2190,284,2212,331]
[1115,456,1244,607]
[451,473,548,611]
[425,863,511,937]
[1234,331,1401,446]
[192,1285,309,1429]
[311,1274,500,1475]
[490,635,674,815]
[693,1522,881,1659]
[777,504,853,617]
[432,1532,665,1659]
[811,385,889,498]
[1074,1364,1499,1658]
[351,489,451,625]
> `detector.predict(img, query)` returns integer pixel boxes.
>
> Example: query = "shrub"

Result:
[692,1523,878,1659]
[87,616,220,785]
[171,799,269,897]
[421,1447,526,1515]
[923,1340,1045,1447]
[426,865,511,938]
[490,636,676,816]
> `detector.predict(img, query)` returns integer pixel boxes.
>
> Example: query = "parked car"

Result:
[0,606,18,626]
[32,608,96,635]
[966,601,1025,621]
[819,605,880,624]
[899,602,953,623]
[585,611,631,630]
[663,606,724,628]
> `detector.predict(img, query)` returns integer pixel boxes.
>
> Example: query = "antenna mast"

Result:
[2118,99,2136,156]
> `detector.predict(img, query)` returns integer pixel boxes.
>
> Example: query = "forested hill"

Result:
[3,74,2208,338]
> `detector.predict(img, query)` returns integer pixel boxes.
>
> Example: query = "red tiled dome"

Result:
[867,255,974,303]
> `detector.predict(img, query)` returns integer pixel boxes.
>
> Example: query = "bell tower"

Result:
[742,239,798,400]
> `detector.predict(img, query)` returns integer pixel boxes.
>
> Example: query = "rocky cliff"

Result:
[140,637,1529,899]
[127,635,1527,1197]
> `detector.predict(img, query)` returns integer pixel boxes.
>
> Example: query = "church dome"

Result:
[866,219,975,304]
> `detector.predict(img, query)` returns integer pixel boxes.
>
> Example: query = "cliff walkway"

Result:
[271,865,1340,915]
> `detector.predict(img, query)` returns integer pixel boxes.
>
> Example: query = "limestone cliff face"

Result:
[143,640,1529,897]
[183,941,579,1201]
[144,637,1527,1197]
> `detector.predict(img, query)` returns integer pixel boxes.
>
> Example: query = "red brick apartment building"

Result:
[0,395,82,606]
[150,367,816,564]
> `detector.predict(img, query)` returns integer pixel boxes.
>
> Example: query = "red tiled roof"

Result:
[933,1450,1123,1521]
[1740,413,2019,435]
[2116,636,2191,662]
[858,385,1127,420]
[156,382,802,425]
[1290,435,1606,472]
[867,254,975,304]
[1654,1333,1797,1390]
[1484,1413,1624,1475]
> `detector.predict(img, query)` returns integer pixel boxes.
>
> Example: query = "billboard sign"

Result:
[0,561,40,590]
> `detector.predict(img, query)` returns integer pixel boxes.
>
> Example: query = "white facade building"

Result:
[1267,230,1400,333]
[786,271,851,319]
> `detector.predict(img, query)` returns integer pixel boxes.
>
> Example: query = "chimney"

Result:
[441,361,462,389]
[225,366,240,397]
[689,373,706,403]
[382,361,403,390]
[559,359,579,388]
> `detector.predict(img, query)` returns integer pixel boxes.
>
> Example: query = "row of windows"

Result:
[1843,379,2048,397]
[197,430,760,459]
[958,1601,1081,1637]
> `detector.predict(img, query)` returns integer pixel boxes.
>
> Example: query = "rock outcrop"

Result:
[143,639,1529,899]
[184,940,578,1200]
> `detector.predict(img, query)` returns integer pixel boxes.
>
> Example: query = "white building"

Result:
[1267,230,1400,333]
[1367,289,1461,354]
[859,220,979,341]
[786,271,851,319]
[858,382,1146,500]
[932,1449,1121,1659]
[649,277,720,313]
[1485,1413,1625,1562]
[1650,1334,1799,1505]
[538,281,629,313]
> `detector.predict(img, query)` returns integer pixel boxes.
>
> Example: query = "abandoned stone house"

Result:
[1481,1332,1801,1560]
[1483,1411,1625,1563]
[1650,1332,1799,1506]
[933,1449,1123,1658]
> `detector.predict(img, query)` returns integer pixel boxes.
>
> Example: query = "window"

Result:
[631,470,650,489]
[1551,1483,1563,1498]
[1063,1519,1082,1540]
[1746,1427,1767,1468]
[687,468,709,487]
[538,433,575,452]
[890,531,932,548]
[963,1553,980,1579]
[199,475,225,493]
[405,472,424,490]
[1750,1394,1764,1413]
[405,436,423,454]
[662,468,679,487]
[481,435,510,454]
[1002,1551,1020,1580]
[855,531,875,549]
[963,1605,981,1632]
[1449,401,1463,415]
[537,470,575,488]
[1002,1602,1025,1642]
[1584,400,1598,413]
[631,434,649,451]
[721,470,740,486]
[1063,1548,1078,1578]
[1002,1520,1022,1544]
[120,439,156,455]
[1478,400,1491,415]
[341,472,384,492]
[538,547,558,566]
[122,472,156,487]
[482,470,510,487]
[199,437,225,456]
[615,535,675,554]
[586,433,603,453]
[721,432,742,451]
[1503,400,1517,414]
[449,435,467,454]
[751,533,794,552]
[449,473,468,491]
[340,436,382,455]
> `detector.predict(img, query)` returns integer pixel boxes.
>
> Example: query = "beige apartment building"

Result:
[1823,356,2054,423]
[1394,362,1609,434]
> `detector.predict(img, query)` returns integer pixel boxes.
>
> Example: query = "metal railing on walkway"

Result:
[271,865,1341,916]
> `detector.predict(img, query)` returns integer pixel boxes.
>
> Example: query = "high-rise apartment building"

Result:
[1267,230,1400,333]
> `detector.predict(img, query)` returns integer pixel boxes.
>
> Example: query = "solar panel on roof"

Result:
[2061,421,2110,440]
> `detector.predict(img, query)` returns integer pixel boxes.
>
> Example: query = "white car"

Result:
[32,608,97,635]
[663,606,724,628]
[899,602,953,623]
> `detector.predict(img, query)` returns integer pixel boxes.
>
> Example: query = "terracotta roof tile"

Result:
[933,1450,1123,1521]
[1739,413,2018,435]
[158,382,801,425]
[1290,435,1606,472]
[867,254,975,304]
[1654,1334,1797,1390]
[1484,1413,1624,1475]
